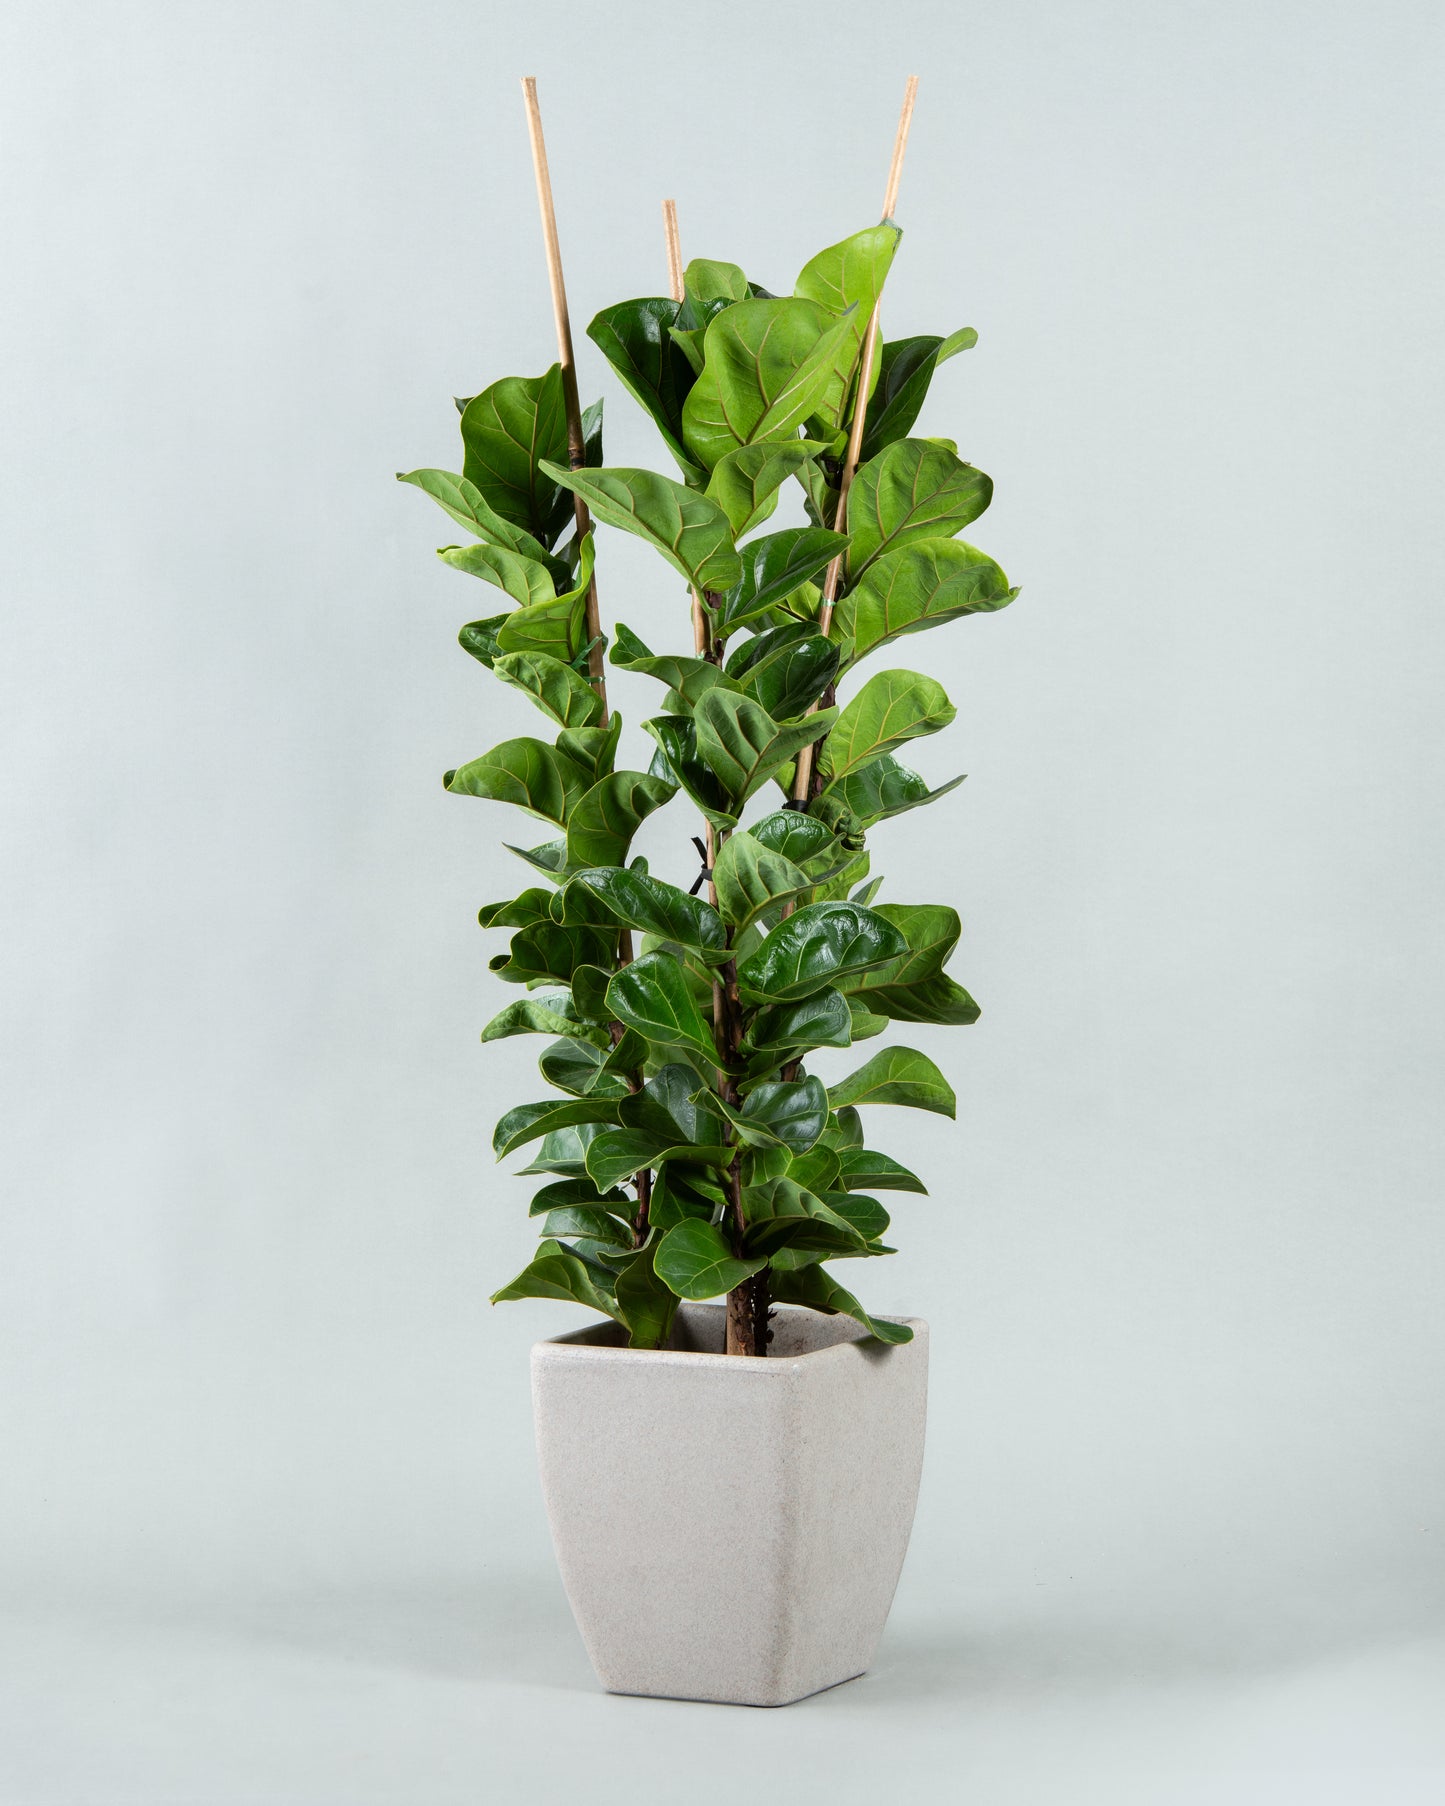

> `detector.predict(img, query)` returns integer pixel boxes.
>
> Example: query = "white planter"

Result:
[531,1301,928,1707]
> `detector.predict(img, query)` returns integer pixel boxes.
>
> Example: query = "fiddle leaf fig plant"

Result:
[401,216,1017,1356]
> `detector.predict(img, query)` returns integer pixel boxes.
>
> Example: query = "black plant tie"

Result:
[688,836,713,897]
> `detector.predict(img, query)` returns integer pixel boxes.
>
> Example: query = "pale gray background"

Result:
[2,0,1442,1800]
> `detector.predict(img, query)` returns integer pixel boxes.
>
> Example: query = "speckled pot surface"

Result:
[531,1302,929,1707]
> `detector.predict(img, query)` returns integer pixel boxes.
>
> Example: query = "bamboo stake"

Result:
[663,199,714,669]
[789,75,919,804]
[521,76,609,719]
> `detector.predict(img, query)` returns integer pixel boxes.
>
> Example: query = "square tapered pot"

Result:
[531,1302,928,1707]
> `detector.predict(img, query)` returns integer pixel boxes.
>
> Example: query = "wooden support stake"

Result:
[521,76,609,718]
[789,75,919,804]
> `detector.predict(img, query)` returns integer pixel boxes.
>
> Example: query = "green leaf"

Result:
[493,1095,623,1160]
[541,463,741,594]
[835,1148,927,1194]
[827,1046,956,1117]
[614,1242,680,1349]
[826,755,965,826]
[568,963,614,1025]
[750,809,838,866]
[852,972,981,1026]
[481,994,603,1044]
[788,1145,843,1194]
[847,440,993,577]
[859,329,978,464]
[719,527,848,633]
[706,439,827,538]
[742,987,854,1058]
[538,1036,632,1098]
[493,528,596,665]
[556,710,622,786]
[477,889,555,930]
[768,1263,912,1342]
[585,1126,731,1193]
[438,541,556,606]
[794,222,901,429]
[711,831,812,936]
[516,1122,608,1178]
[741,1177,867,1257]
[606,952,720,1067]
[821,1190,891,1243]
[654,1221,765,1301]
[692,691,837,813]
[538,1205,635,1248]
[528,1177,632,1216]
[737,902,908,1003]
[444,738,593,826]
[488,923,615,986]
[648,1164,721,1231]
[457,613,510,669]
[490,1239,621,1319]
[564,772,676,869]
[681,298,859,470]
[684,258,749,306]
[822,669,956,786]
[505,839,572,884]
[396,468,561,568]
[836,538,1017,668]
[564,868,727,959]
[492,652,605,729]
[586,298,701,480]
[460,366,571,547]
[610,623,738,709]
[739,1077,829,1152]
[845,903,959,987]
[642,715,735,829]
[822,1105,864,1149]
[735,633,839,722]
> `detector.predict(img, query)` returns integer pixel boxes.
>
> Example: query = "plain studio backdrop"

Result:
[2,2,1442,1801]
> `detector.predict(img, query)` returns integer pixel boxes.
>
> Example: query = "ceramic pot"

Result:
[531,1301,928,1707]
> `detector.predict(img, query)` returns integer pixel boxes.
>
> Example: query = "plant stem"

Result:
[521,76,609,718]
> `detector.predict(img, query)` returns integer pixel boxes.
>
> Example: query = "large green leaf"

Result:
[516,1121,607,1178]
[562,868,727,959]
[821,669,956,785]
[826,754,965,826]
[564,772,676,869]
[614,1242,679,1349]
[528,1177,632,1217]
[742,987,854,1057]
[489,923,616,987]
[492,653,605,729]
[852,971,981,1025]
[750,810,838,866]
[457,613,510,669]
[692,691,837,814]
[718,527,848,633]
[681,298,858,470]
[477,889,555,930]
[836,538,1017,668]
[794,222,901,430]
[847,440,993,576]
[396,468,562,569]
[741,1177,867,1257]
[768,1263,912,1342]
[438,540,557,606]
[610,623,738,710]
[737,902,908,1003]
[646,1164,721,1231]
[541,464,741,595]
[654,1221,765,1301]
[735,1077,829,1153]
[827,1046,956,1116]
[444,738,593,826]
[481,994,604,1044]
[858,329,978,463]
[490,1239,621,1319]
[711,831,812,935]
[642,715,735,831]
[845,903,959,989]
[460,366,571,547]
[586,298,700,480]
[606,952,720,1067]
[735,633,839,722]
[706,439,827,538]
[836,1148,928,1193]
[538,1035,632,1097]
[537,1205,634,1248]
[492,529,597,665]
[493,1096,624,1159]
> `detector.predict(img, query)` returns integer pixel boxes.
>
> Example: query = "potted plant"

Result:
[399,80,1017,1706]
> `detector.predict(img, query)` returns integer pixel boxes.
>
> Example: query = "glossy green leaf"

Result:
[768,1263,912,1342]
[845,903,959,986]
[654,1221,765,1301]
[719,527,848,632]
[743,987,854,1057]
[493,528,596,664]
[563,868,727,958]
[541,463,741,595]
[460,366,571,547]
[693,691,836,812]
[606,952,720,1067]
[827,1045,956,1116]
[836,1148,927,1193]
[437,543,551,607]
[564,772,676,869]
[739,1076,828,1152]
[538,1205,635,1247]
[684,258,749,307]
[444,738,593,826]
[505,839,571,885]
[556,710,622,786]
[750,809,838,866]
[610,623,738,709]
[741,1177,867,1257]
[490,1239,620,1319]
[614,1242,679,1349]
[481,994,604,1044]
[836,538,1017,668]
[516,1122,607,1179]
[855,971,981,1025]
[847,440,992,577]
[821,1190,892,1243]
[681,298,858,470]
[528,1177,631,1216]
[586,298,700,479]
[735,633,839,722]
[396,468,561,569]
[647,1164,722,1231]
[859,329,977,463]
[827,754,965,826]
[711,830,812,936]
[737,902,908,1003]
[492,652,605,728]
[821,669,956,785]
[477,889,555,930]
[538,1036,632,1098]
[493,1095,623,1160]
[456,613,509,669]
[488,923,615,987]
[705,439,827,538]
[641,715,734,829]
[794,222,901,429]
